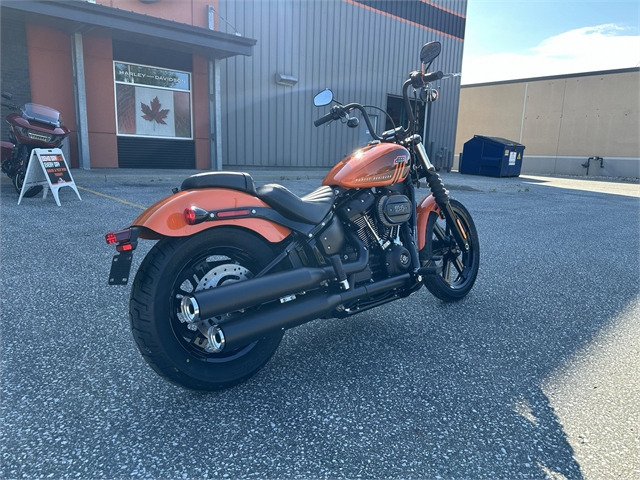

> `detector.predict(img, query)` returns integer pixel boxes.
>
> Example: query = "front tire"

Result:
[420,199,480,302]
[129,227,285,391]
[12,147,42,197]
[13,170,43,197]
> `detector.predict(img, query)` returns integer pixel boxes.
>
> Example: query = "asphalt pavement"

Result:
[1,169,639,479]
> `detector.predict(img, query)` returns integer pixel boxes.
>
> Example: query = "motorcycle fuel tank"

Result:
[322,143,411,189]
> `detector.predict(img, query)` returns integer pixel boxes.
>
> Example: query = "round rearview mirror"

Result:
[420,41,442,66]
[313,89,333,107]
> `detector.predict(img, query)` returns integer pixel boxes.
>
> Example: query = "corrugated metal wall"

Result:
[219,0,466,169]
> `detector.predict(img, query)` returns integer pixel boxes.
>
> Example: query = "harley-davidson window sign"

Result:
[114,62,192,139]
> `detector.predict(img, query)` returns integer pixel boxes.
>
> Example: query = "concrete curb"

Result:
[2,168,637,196]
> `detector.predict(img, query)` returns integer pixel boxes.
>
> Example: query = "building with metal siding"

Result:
[219,0,467,169]
[0,0,466,171]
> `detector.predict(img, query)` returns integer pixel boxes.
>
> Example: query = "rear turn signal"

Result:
[184,208,197,225]
[184,206,209,225]
[105,229,132,245]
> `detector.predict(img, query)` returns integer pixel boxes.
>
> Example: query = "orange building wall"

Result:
[27,0,218,170]
[83,35,118,168]
[95,0,219,29]
[25,24,78,167]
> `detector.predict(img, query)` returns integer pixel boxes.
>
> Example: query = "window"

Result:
[385,95,425,135]
[114,62,192,139]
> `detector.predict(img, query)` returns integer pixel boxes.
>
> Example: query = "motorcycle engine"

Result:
[338,189,412,279]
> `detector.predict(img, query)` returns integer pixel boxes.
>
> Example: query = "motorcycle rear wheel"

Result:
[420,198,480,302]
[129,227,285,391]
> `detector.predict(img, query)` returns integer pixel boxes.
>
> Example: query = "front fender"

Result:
[132,188,291,242]
[416,194,441,251]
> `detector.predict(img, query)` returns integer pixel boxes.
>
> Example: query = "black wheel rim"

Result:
[13,171,24,190]
[429,212,477,290]
[169,246,263,363]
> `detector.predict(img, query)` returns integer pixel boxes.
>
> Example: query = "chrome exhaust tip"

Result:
[180,295,200,323]
[206,325,225,353]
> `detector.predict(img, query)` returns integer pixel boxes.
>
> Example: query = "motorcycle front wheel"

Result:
[129,227,285,391]
[420,198,480,302]
[12,170,43,197]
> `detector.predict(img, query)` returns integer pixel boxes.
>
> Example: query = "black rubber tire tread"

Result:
[421,198,480,302]
[12,166,42,197]
[129,227,285,391]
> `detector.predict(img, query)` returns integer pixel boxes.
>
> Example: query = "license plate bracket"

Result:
[109,252,133,285]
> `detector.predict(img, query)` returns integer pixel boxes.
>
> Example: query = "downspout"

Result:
[519,82,528,144]
[207,5,223,170]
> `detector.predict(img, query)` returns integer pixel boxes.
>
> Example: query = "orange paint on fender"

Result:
[416,194,441,251]
[132,188,291,242]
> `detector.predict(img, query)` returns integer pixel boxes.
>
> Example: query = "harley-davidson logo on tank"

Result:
[322,143,411,189]
[114,62,192,139]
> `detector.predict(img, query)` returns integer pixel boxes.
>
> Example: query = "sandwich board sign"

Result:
[18,148,81,206]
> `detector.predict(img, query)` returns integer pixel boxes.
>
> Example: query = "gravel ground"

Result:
[1,171,638,479]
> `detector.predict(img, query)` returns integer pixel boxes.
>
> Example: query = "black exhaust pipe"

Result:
[184,235,369,322]
[216,273,410,351]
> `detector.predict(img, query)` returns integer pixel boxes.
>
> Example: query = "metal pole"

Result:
[207,5,223,170]
[519,82,529,144]
[71,32,90,169]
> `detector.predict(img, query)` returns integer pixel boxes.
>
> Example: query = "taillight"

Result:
[184,207,197,225]
[217,209,250,218]
[105,229,132,245]
[184,206,209,225]
[106,227,139,254]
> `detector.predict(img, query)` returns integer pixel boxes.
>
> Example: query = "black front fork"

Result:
[424,171,469,252]
[410,135,469,253]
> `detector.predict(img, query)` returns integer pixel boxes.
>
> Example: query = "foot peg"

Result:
[417,264,443,276]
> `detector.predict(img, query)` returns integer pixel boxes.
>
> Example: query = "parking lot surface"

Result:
[1,170,639,479]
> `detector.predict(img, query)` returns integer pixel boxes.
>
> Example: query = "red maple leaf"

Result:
[140,96,170,125]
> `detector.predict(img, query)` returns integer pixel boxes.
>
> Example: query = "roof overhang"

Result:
[0,0,256,60]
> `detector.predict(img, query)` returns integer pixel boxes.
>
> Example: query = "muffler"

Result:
[181,266,332,323]
[181,237,369,323]
[214,273,410,352]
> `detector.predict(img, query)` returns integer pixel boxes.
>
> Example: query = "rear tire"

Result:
[420,199,479,302]
[129,227,285,391]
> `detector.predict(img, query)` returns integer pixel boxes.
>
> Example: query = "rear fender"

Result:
[416,194,441,251]
[132,188,291,242]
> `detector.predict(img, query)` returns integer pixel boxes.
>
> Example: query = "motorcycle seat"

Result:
[256,184,335,224]
[181,171,256,194]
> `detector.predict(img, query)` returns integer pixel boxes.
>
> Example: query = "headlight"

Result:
[26,129,54,142]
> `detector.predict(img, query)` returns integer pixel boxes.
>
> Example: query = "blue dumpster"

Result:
[459,136,525,177]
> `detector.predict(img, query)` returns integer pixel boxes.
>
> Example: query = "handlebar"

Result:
[314,69,456,140]
[314,104,382,141]
[421,70,444,84]
[314,109,338,127]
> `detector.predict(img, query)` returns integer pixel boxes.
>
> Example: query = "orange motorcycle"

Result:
[106,41,479,391]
